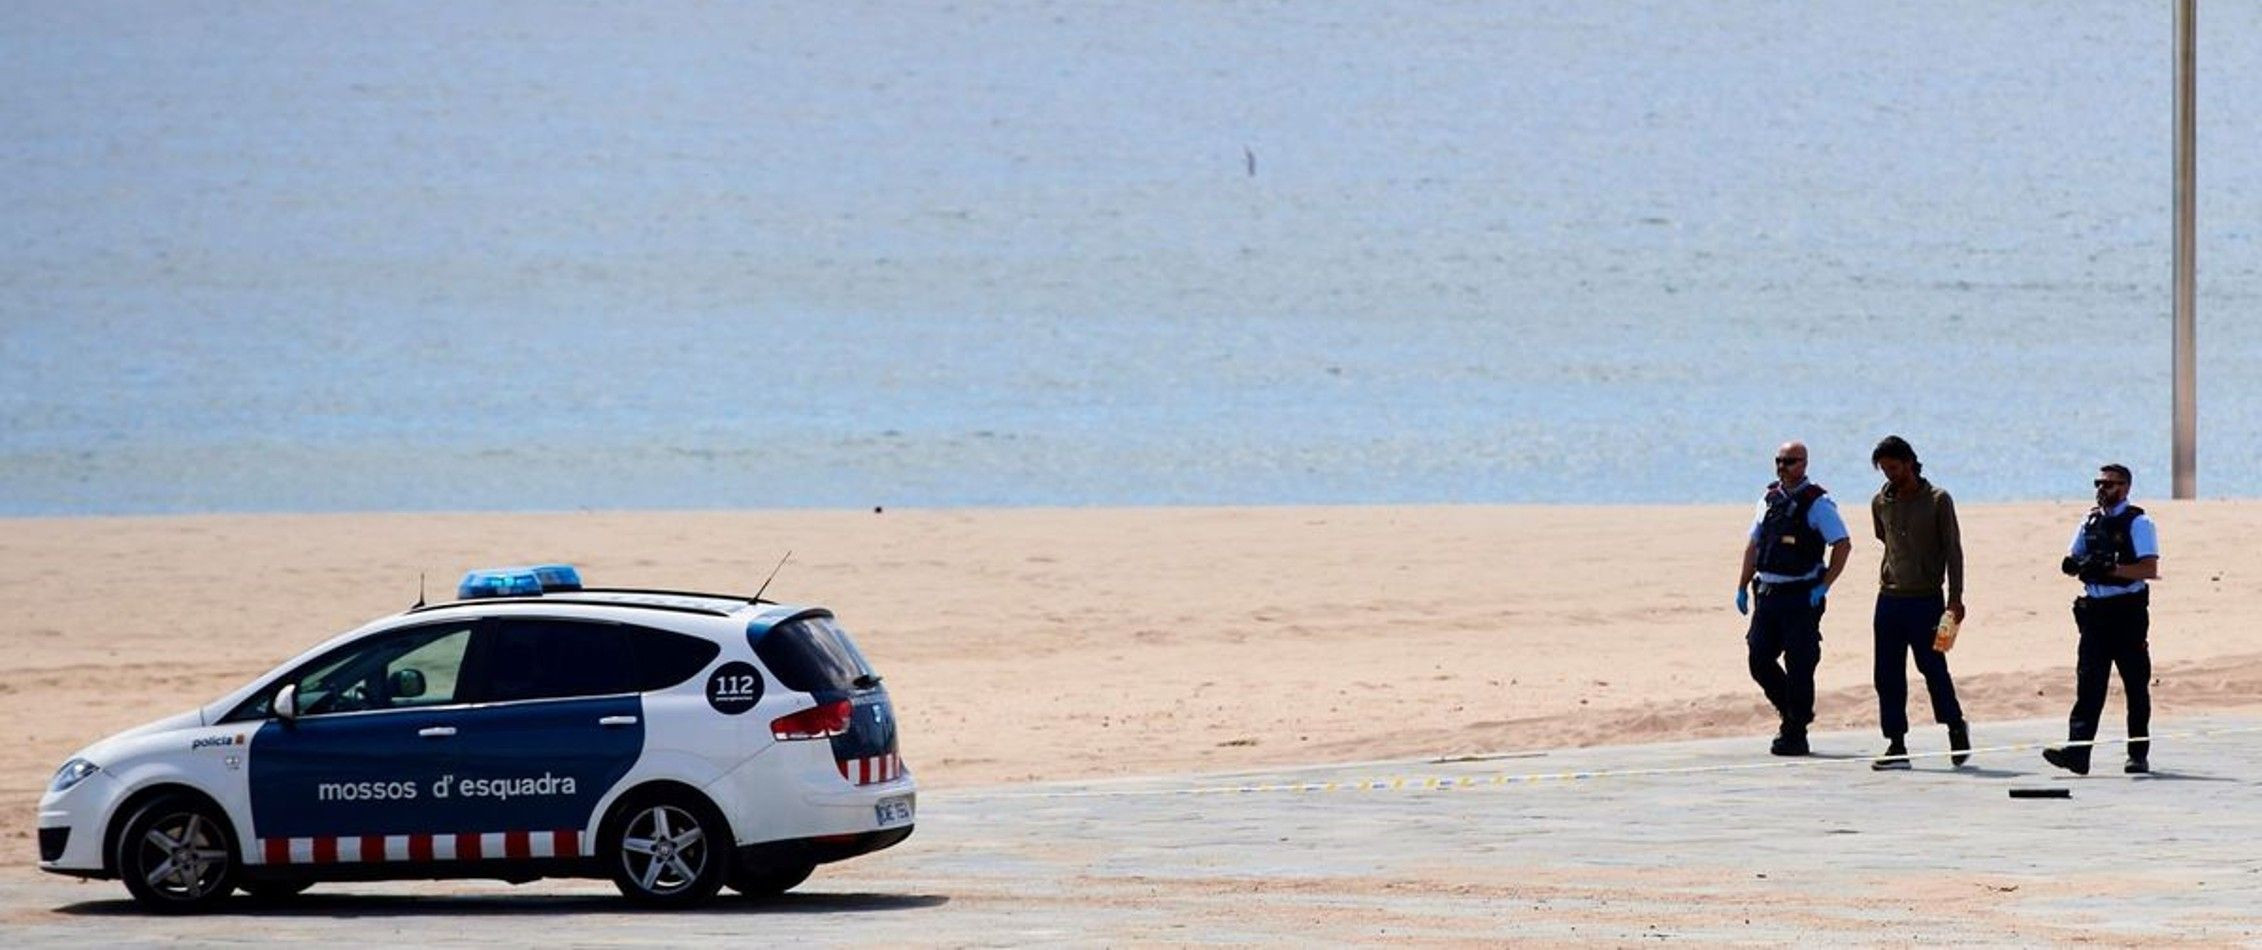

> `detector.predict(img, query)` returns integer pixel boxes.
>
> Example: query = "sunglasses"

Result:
[1775,457,1807,466]
[2094,479,2127,488]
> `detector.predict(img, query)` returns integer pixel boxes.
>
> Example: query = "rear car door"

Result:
[438,617,646,858]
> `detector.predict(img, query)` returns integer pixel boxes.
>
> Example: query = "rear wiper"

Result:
[853,673,884,689]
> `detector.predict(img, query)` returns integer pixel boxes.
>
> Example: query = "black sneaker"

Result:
[2042,746,2091,775]
[1871,739,1911,771]
[1770,729,1810,757]
[1947,721,1971,768]
[2124,757,2150,774]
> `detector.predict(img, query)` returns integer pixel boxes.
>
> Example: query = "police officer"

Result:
[1867,435,1971,770]
[1735,441,1852,756]
[2043,463,2160,775]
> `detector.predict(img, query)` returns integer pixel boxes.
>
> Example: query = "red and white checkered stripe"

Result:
[836,751,905,785]
[254,829,582,865]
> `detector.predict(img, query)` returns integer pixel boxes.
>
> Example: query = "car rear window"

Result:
[753,615,875,693]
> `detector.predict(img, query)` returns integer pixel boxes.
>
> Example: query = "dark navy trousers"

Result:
[2069,592,2152,765]
[1747,587,1823,728]
[1874,592,1963,738]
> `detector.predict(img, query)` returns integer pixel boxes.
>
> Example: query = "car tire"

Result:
[604,791,730,907]
[239,877,314,901]
[727,860,814,898]
[114,793,238,913]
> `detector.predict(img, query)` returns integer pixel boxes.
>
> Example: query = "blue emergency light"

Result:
[529,563,583,592]
[458,568,544,599]
[457,563,584,599]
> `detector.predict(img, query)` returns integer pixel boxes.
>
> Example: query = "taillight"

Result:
[771,700,852,741]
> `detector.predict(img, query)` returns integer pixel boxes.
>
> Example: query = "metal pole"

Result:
[2172,0,2197,499]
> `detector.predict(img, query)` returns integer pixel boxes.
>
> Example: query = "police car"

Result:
[36,565,914,912]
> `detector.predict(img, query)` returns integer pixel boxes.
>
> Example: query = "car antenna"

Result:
[752,550,792,604]
[412,572,426,609]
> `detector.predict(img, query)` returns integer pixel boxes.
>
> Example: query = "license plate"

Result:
[875,795,914,826]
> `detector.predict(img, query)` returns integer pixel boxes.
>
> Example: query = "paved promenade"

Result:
[7,715,2258,944]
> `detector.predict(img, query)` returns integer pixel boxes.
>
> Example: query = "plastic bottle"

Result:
[1933,611,1961,653]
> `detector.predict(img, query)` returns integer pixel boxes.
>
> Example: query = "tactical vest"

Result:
[1755,482,1828,577]
[2081,505,2146,567]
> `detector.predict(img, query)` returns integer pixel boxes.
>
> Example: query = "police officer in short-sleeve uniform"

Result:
[2043,463,2161,775]
[1736,441,1853,756]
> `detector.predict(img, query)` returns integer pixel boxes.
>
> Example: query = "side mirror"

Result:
[389,668,427,700]
[273,684,299,723]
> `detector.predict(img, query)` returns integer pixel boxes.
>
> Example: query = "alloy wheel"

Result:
[618,803,710,896]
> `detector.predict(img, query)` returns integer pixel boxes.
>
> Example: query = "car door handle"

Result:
[599,715,639,727]
[417,726,457,738]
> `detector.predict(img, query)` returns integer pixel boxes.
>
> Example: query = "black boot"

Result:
[1770,724,1810,757]
[2042,745,2091,775]
[2124,755,2150,774]
[1947,720,1971,768]
[1870,737,1910,771]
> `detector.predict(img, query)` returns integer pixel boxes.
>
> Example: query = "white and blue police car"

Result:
[36,565,914,912]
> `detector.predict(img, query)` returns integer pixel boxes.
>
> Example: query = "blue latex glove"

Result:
[1808,582,1830,608]
[1735,586,1750,615]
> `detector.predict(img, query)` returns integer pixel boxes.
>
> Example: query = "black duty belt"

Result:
[1755,578,1820,596]
[2076,588,2150,609]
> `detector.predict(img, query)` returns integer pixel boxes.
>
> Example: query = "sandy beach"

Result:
[7,499,2259,855]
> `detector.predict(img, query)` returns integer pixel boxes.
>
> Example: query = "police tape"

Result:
[981,722,2262,800]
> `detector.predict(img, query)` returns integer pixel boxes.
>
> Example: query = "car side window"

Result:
[230,623,475,720]
[628,626,722,691]
[299,625,472,716]
[384,629,472,708]
[474,618,636,703]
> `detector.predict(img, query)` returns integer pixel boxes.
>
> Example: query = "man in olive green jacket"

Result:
[1867,436,1972,770]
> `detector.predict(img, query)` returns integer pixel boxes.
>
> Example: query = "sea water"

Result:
[3,1,2259,515]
